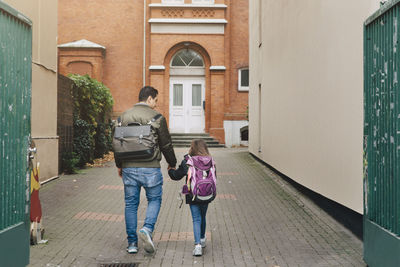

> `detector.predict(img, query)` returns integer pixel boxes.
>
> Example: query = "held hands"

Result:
[117,168,122,178]
[168,165,176,171]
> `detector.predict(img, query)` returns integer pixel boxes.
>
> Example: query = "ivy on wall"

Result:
[64,74,114,172]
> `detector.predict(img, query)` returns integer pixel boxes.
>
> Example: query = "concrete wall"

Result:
[249,0,381,213]
[5,0,58,182]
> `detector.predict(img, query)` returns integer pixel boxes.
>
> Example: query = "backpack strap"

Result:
[147,114,162,125]
[186,155,195,191]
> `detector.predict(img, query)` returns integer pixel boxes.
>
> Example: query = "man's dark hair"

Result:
[138,86,158,102]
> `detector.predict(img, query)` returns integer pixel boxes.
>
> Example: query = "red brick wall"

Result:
[227,0,249,120]
[58,0,144,114]
[58,0,249,143]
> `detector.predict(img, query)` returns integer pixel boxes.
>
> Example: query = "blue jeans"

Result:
[122,167,163,244]
[189,203,209,244]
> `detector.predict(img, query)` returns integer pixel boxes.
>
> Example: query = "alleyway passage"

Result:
[29,148,364,267]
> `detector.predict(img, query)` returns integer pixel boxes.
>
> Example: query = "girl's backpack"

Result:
[186,155,217,203]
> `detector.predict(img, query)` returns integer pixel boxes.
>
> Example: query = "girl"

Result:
[168,139,216,256]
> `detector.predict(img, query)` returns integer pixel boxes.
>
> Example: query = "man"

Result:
[115,86,176,254]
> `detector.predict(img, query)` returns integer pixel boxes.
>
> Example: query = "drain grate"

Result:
[99,263,139,267]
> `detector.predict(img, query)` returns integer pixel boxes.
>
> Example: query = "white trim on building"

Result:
[209,65,226,70]
[149,4,227,8]
[149,65,166,70]
[149,18,227,24]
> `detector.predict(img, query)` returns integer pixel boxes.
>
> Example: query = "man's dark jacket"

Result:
[115,103,176,168]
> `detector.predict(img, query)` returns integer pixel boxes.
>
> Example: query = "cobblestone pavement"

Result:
[29,148,365,267]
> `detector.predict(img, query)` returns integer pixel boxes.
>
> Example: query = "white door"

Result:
[169,77,205,133]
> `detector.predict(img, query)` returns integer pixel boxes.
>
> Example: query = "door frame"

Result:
[169,76,206,133]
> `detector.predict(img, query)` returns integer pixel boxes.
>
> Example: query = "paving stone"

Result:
[29,148,365,266]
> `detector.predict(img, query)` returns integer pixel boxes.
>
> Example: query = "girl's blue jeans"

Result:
[122,167,163,244]
[189,203,209,244]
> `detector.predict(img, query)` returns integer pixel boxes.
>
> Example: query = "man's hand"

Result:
[118,168,122,178]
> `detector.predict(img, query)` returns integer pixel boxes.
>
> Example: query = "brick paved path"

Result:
[29,148,365,267]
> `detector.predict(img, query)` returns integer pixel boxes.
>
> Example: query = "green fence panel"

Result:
[0,2,32,266]
[364,1,400,266]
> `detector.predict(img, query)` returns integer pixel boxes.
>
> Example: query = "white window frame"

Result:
[238,68,249,91]
[162,0,184,4]
[192,0,215,4]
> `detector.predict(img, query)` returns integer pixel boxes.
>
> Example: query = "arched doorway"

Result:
[169,49,205,133]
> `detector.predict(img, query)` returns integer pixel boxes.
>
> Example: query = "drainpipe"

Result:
[143,0,146,87]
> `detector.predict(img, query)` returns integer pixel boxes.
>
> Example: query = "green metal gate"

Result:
[364,1,400,266]
[0,2,32,266]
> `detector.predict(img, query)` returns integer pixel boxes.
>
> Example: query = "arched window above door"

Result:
[171,49,204,67]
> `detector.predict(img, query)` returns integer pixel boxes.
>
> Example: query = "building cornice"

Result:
[149,18,227,24]
[58,39,106,50]
[149,4,227,9]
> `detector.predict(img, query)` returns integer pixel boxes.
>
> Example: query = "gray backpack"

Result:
[112,114,162,161]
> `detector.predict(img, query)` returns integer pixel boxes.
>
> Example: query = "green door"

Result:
[0,2,32,266]
[364,1,400,266]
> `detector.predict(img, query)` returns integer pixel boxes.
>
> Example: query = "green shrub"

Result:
[94,122,113,158]
[69,74,114,167]
[74,118,94,167]
[62,151,80,174]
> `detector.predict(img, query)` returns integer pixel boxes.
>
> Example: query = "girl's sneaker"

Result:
[193,244,202,256]
[200,237,206,248]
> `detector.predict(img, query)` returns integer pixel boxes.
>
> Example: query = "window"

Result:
[192,84,202,106]
[173,84,183,106]
[162,0,184,4]
[238,68,249,91]
[171,49,204,67]
[192,0,214,4]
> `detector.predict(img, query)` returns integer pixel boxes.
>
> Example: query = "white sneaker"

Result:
[139,228,155,253]
[193,244,202,256]
[200,237,206,248]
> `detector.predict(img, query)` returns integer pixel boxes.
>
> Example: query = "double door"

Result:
[169,77,205,133]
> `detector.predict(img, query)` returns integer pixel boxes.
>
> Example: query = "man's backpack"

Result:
[112,114,162,161]
[186,155,217,203]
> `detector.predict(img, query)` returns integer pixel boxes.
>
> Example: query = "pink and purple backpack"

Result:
[186,155,217,203]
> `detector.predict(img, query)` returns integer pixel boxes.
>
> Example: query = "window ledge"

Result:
[149,65,166,70]
[210,65,226,70]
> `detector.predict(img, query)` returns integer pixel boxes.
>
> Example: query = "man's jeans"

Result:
[189,203,209,244]
[122,167,163,244]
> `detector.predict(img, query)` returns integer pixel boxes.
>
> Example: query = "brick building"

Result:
[58,0,248,145]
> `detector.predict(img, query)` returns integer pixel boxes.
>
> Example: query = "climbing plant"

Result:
[68,74,114,168]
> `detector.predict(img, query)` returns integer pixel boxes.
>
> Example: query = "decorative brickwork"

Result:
[192,9,215,17]
[161,9,184,17]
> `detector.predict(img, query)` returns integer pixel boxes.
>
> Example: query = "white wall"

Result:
[249,0,381,213]
[224,120,248,147]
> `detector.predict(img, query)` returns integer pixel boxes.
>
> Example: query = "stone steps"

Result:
[171,133,225,148]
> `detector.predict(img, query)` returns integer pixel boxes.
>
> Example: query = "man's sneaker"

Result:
[193,244,202,256]
[139,228,155,253]
[126,243,138,254]
[200,237,206,248]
